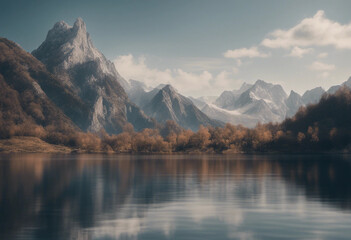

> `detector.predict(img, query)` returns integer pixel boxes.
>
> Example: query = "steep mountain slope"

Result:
[0,37,78,137]
[327,77,351,94]
[214,83,252,109]
[206,80,288,126]
[127,80,160,108]
[32,18,154,133]
[285,90,304,117]
[143,85,223,131]
[302,87,325,105]
[234,80,287,112]
[202,78,351,127]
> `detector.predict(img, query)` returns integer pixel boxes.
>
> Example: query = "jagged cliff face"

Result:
[302,87,326,105]
[128,84,223,131]
[206,78,351,127]
[32,18,153,133]
[32,18,129,88]
[214,83,253,109]
[285,90,304,118]
[205,80,288,126]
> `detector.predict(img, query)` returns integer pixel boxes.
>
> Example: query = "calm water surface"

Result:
[1,154,351,240]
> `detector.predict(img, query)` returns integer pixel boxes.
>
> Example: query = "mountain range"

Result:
[127,81,223,131]
[186,77,351,127]
[0,18,222,135]
[1,17,351,136]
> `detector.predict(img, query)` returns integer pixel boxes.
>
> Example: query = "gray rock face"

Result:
[208,80,288,126]
[214,91,236,109]
[285,90,304,117]
[129,84,223,131]
[345,77,351,88]
[32,18,154,133]
[127,80,160,108]
[302,87,325,105]
[209,78,351,127]
[327,77,351,94]
[327,85,341,95]
[214,83,252,109]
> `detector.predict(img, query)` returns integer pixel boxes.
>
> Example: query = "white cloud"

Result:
[317,52,328,58]
[213,70,240,88]
[262,10,351,49]
[114,54,242,97]
[320,71,330,78]
[114,54,173,84]
[223,46,270,59]
[232,67,239,74]
[309,61,335,71]
[288,46,313,58]
[236,59,242,66]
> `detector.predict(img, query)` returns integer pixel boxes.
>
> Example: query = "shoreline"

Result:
[0,137,350,155]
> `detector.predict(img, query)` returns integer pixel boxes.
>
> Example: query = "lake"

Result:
[0,154,351,240]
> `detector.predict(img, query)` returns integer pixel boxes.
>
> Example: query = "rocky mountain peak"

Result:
[32,18,152,133]
[33,18,130,89]
[162,84,177,95]
[73,17,86,32]
[285,90,304,117]
[288,90,300,98]
[344,76,351,87]
[142,85,222,131]
[45,18,88,46]
[237,82,253,92]
[51,20,70,32]
[33,18,97,71]
[302,87,325,105]
[255,79,269,86]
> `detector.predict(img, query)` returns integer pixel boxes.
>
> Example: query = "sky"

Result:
[1,0,351,97]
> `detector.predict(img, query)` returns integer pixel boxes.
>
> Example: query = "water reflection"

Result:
[0,154,351,239]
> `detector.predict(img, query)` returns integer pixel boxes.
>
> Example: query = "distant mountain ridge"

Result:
[198,78,351,127]
[126,76,351,128]
[214,83,253,109]
[285,90,304,117]
[201,80,288,127]
[127,82,223,131]
[302,87,325,105]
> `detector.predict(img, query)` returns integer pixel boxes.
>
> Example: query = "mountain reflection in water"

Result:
[0,154,351,240]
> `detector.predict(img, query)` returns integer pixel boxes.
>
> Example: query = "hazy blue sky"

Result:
[2,0,351,96]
